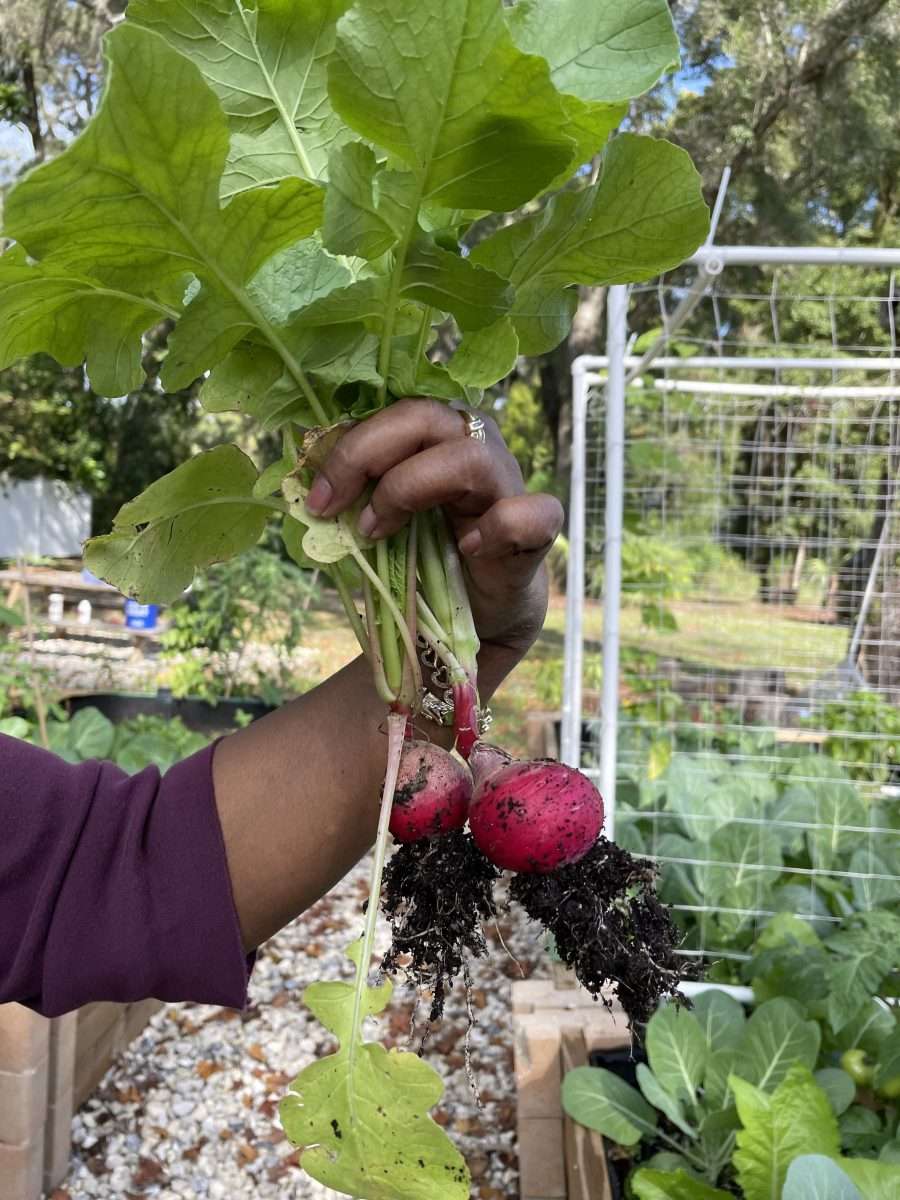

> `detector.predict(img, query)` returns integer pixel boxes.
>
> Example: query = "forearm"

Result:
[212,637,530,953]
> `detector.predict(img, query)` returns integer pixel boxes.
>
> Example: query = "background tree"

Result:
[0,1,125,172]
[532,0,899,485]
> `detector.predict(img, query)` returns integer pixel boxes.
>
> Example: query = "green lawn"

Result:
[545,597,848,676]
[297,592,850,761]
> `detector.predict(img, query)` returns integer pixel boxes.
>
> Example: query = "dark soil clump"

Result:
[509,837,696,1028]
[381,830,500,1022]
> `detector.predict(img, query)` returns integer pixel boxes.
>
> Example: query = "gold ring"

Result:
[463,412,487,443]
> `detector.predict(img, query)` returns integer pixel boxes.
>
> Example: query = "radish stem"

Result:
[333,565,371,659]
[347,710,408,1118]
[416,597,467,681]
[363,577,394,705]
[376,537,403,698]
[346,526,422,694]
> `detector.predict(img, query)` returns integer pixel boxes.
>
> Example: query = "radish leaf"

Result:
[447,318,520,389]
[0,246,172,397]
[128,0,353,195]
[471,133,710,353]
[84,446,275,603]
[329,0,574,211]
[280,941,469,1199]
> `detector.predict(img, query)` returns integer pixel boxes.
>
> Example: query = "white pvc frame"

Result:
[561,246,900,838]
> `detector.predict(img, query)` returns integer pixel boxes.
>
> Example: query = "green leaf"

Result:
[282,475,372,566]
[875,1026,900,1091]
[836,1157,900,1200]
[3,24,323,390]
[771,784,818,855]
[704,1047,738,1108]
[850,847,900,910]
[701,821,783,913]
[561,1066,657,1147]
[401,239,513,332]
[470,134,709,353]
[280,941,469,1198]
[507,0,679,176]
[839,1105,884,1156]
[636,1064,695,1137]
[824,933,889,1034]
[84,446,271,603]
[769,886,834,940]
[782,1156,862,1200]
[655,833,704,908]
[731,1066,840,1200]
[646,1002,707,1103]
[801,772,867,872]
[387,350,467,403]
[248,239,353,327]
[0,717,31,740]
[692,989,747,1056]
[323,143,408,259]
[0,603,24,628]
[254,454,296,501]
[0,247,167,396]
[446,319,520,389]
[734,999,821,1093]
[631,1168,732,1200]
[128,0,352,193]
[755,913,822,953]
[67,708,116,761]
[508,0,680,104]
[813,1069,856,1117]
[641,1152,699,1176]
[834,999,896,1057]
[329,0,574,210]
[749,940,829,1012]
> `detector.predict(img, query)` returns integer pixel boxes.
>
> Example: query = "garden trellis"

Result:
[563,246,900,965]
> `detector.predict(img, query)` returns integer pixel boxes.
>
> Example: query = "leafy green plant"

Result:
[1,705,209,773]
[564,987,900,1198]
[746,910,900,1161]
[562,991,822,1188]
[594,534,694,630]
[0,0,709,1193]
[160,547,316,704]
[0,610,59,730]
[618,749,900,965]
[820,691,900,786]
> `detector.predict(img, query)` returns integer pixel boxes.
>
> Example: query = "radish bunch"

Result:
[380,737,685,1029]
[389,739,604,873]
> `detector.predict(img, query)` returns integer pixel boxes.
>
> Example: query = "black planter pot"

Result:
[65,691,277,733]
[589,1043,648,1200]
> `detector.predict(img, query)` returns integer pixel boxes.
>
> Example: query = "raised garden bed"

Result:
[65,690,276,734]
[512,978,631,1200]
[0,999,162,1200]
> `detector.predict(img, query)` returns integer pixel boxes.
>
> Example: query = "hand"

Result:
[304,398,564,657]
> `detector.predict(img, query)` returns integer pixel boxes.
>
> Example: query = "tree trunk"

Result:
[539,286,607,490]
[20,57,44,161]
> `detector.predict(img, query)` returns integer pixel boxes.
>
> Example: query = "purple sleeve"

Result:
[0,734,253,1017]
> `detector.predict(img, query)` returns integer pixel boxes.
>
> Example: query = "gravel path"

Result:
[54,858,549,1200]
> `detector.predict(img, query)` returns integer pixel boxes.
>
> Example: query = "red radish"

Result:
[467,745,603,873]
[389,742,472,843]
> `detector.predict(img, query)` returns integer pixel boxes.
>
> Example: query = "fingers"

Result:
[305,398,516,518]
[457,494,565,563]
[357,439,517,539]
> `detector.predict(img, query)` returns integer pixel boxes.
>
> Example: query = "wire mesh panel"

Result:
[574,260,900,972]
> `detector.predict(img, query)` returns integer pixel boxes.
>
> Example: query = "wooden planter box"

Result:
[0,998,162,1200]
[513,978,632,1200]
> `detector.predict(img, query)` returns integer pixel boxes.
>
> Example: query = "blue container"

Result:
[124,599,159,630]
